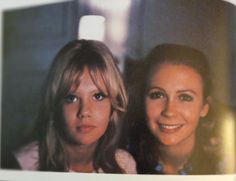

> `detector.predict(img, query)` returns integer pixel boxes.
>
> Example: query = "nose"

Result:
[77,98,91,119]
[161,99,176,117]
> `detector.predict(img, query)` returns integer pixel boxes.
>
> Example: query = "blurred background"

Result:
[1,0,235,172]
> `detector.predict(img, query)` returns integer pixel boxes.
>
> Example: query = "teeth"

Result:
[160,124,181,129]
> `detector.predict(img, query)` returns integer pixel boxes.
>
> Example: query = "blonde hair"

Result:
[37,39,127,172]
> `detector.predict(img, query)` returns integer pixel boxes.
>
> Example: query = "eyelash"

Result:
[64,94,78,104]
[64,92,107,104]
[179,94,193,102]
[92,92,107,101]
[148,91,165,99]
[147,91,193,102]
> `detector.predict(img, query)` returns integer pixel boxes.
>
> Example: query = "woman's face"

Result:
[145,63,210,147]
[62,67,111,146]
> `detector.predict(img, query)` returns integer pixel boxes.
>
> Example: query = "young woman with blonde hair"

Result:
[14,39,136,173]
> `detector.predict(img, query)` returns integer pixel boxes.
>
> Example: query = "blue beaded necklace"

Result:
[154,162,193,175]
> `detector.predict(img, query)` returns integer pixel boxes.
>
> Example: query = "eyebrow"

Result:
[176,90,197,95]
[148,86,198,95]
[147,86,165,92]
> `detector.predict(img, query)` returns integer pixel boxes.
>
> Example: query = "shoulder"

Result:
[14,141,39,170]
[115,149,137,174]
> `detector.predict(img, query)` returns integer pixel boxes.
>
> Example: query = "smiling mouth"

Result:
[158,123,183,133]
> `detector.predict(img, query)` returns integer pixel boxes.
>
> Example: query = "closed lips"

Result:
[76,125,96,133]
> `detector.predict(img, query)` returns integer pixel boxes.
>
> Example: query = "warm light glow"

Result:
[79,0,132,71]
[219,111,235,173]
[78,15,105,41]
[89,0,131,12]
[223,0,236,6]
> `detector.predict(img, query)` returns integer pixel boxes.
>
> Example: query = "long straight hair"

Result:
[35,39,128,172]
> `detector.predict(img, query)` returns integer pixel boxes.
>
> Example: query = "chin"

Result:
[75,135,101,146]
[160,141,179,146]
[157,135,181,146]
[64,135,95,146]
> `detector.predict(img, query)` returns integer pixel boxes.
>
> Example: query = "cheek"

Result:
[62,105,77,123]
[94,103,112,137]
[182,103,203,125]
[94,102,112,123]
[145,99,162,120]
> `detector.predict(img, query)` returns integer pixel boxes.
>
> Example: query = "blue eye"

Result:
[148,91,165,99]
[64,94,78,104]
[179,94,193,102]
[93,92,106,101]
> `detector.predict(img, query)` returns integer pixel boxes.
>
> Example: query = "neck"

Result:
[156,135,195,174]
[65,142,97,172]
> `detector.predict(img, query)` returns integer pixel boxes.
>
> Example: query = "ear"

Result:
[200,96,211,117]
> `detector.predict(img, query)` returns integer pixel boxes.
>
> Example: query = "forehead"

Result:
[150,63,204,91]
[71,67,107,92]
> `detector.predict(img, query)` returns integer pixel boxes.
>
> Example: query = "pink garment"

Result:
[14,141,39,170]
[14,142,137,174]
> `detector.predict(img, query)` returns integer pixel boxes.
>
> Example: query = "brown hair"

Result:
[128,43,218,174]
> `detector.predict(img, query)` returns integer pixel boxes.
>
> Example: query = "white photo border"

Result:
[0,1,235,181]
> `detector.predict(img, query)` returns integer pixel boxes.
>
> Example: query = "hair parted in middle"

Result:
[127,43,218,174]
